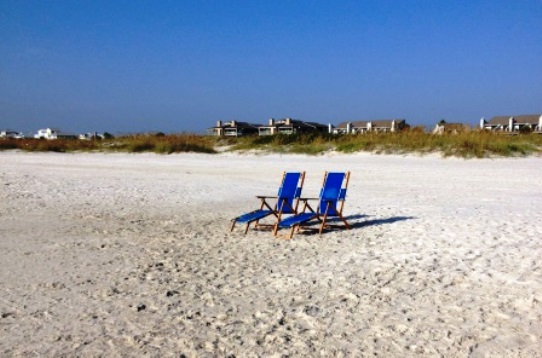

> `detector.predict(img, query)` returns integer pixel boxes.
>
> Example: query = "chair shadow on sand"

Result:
[271,214,415,237]
[347,215,415,229]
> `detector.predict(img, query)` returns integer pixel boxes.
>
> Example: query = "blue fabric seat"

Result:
[235,210,274,224]
[275,172,351,239]
[276,212,316,228]
[231,172,305,234]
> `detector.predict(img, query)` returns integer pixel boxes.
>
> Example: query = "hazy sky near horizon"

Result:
[1,1,541,134]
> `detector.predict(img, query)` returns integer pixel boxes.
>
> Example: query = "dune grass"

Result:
[229,132,336,154]
[109,134,216,154]
[2,131,540,157]
[229,131,542,158]
[0,138,99,152]
[0,134,216,154]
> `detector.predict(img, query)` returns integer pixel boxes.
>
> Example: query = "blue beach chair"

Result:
[274,171,351,239]
[231,171,305,234]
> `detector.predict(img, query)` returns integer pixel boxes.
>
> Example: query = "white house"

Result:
[34,128,77,140]
[207,120,260,137]
[258,118,329,136]
[0,130,24,139]
[480,115,542,133]
[35,128,59,139]
[334,119,408,134]
[78,132,106,140]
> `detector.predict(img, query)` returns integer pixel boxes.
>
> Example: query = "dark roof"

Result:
[262,119,327,129]
[513,114,541,124]
[351,121,371,128]
[211,121,259,129]
[274,119,303,128]
[1,130,21,134]
[487,116,514,125]
[336,121,366,129]
[298,120,328,129]
[371,119,405,128]
[436,123,470,129]
[487,115,541,125]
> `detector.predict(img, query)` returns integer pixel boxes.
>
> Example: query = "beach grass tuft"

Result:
[2,131,540,157]
[0,138,99,152]
[113,134,216,154]
[0,134,216,154]
[228,130,542,158]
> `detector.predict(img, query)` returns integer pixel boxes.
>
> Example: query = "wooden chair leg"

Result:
[341,216,351,229]
[244,222,250,234]
[319,202,331,235]
[231,220,236,231]
[289,226,296,239]
[319,218,326,235]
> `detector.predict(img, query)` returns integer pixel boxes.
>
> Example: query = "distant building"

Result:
[334,119,408,134]
[0,130,24,139]
[432,122,471,135]
[258,118,329,136]
[79,132,106,140]
[480,115,542,133]
[35,128,59,139]
[207,120,259,137]
[34,128,77,139]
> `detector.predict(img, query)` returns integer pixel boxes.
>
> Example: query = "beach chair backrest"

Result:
[277,172,303,214]
[318,172,348,215]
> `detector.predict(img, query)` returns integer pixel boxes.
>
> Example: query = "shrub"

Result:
[2,131,540,157]
[114,134,216,154]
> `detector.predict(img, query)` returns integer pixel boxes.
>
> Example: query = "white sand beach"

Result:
[1,151,541,356]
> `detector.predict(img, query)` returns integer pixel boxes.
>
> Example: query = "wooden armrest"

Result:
[256,195,278,199]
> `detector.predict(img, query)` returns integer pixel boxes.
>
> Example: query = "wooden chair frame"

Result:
[274,171,351,239]
[231,171,305,234]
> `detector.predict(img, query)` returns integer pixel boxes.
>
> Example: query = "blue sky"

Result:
[1,0,541,135]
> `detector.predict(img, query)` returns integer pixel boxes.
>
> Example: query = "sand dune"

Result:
[1,151,541,356]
